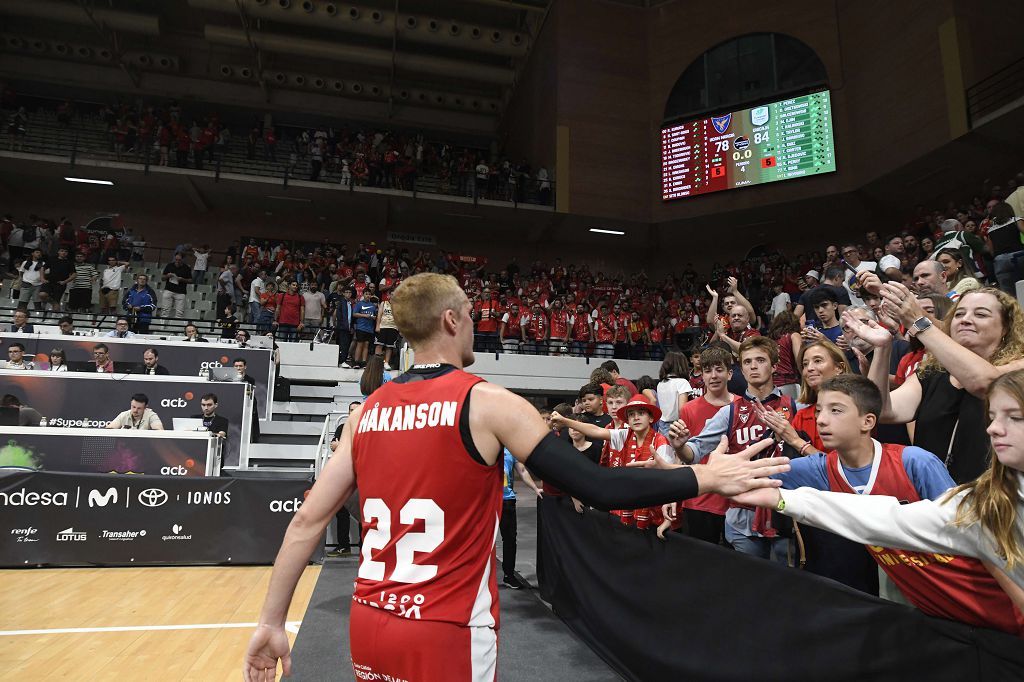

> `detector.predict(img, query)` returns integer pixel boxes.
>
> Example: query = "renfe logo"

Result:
[160,465,188,476]
[88,487,118,507]
[269,498,304,513]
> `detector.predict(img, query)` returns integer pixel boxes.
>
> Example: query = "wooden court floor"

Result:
[0,565,321,681]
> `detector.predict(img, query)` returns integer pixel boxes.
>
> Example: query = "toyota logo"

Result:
[138,489,168,507]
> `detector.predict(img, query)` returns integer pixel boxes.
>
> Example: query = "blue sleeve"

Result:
[772,453,829,490]
[685,404,731,463]
[901,447,955,500]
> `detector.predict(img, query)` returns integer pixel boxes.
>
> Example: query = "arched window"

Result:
[663,33,827,124]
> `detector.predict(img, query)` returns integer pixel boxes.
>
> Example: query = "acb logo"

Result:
[269,498,303,513]
[160,465,188,476]
[200,361,222,369]
[161,398,188,407]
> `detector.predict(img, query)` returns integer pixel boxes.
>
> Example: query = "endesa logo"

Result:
[0,489,69,507]
[160,465,188,476]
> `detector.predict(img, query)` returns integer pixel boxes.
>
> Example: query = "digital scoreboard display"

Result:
[661,91,836,200]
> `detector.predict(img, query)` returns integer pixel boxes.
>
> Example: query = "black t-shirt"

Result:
[163,262,192,294]
[573,440,604,465]
[914,371,988,484]
[192,413,230,439]
[48,257,73,284]
[798,284,852,325]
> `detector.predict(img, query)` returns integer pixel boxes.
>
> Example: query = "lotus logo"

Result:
[138,488,168,507]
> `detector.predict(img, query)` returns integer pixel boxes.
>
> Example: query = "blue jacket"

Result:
[123,285,158,322]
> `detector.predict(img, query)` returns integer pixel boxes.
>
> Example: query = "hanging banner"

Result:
[0,470,314,567]
[0,372,250,468]
[536,497,1024,682]
[0,333,272,419]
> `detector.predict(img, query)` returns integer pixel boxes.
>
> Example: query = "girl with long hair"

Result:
[935,248,981,299]
[766,311,802,400]
[655,351,691,435]
[358,353,392,399]
[736,369,1024,611]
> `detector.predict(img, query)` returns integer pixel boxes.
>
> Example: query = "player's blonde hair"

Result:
[391,273,468,347]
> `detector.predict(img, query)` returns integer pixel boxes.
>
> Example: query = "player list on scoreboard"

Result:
[661,91,836,200]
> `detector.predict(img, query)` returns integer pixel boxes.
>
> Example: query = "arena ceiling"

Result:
[0,0,551,136]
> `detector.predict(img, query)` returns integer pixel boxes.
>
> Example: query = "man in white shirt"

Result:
[248,269,266,323]
[192,245,211,285]
[103,317,136,338]
[4,342,34,370]
[100,255,129,314]
[839,244,876,307]
[768,282,791,319]
[877,235,905,281]
[474,159,489,199]
[302,283,327,331]
[106,393,164,430]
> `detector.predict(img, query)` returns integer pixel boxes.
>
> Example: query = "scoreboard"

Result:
[661,91,836,200]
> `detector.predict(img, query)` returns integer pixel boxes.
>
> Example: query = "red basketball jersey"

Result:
[351,368,502,629]
[826,445,1024,636]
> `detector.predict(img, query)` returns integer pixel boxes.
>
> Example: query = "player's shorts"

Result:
[349,601,497,682]
[354,329,375,343]
[375,327,400,348]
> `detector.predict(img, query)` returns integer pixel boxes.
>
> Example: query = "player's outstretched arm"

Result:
[244,405,360,682]
[472,384,789,509]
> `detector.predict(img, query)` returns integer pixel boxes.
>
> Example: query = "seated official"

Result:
[192,393,229,440]
[8,309,34,334]
[90,343,115,373]
[106,393,164,430]
[4,342,34,370]
[136,347,170,375]
[58,316,77,335]
[103,317,136,338]
[183,323,209,342]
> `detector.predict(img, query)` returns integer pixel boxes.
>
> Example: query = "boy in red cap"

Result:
[552,397,684,528]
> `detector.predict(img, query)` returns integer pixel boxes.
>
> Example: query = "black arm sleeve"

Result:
[524,432,699,511]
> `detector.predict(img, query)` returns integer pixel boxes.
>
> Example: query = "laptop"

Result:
[172,418,206,431]
[209,367,242,382]
[246,336,274,349]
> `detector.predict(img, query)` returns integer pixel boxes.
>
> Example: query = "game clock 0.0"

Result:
[661,90,837,200]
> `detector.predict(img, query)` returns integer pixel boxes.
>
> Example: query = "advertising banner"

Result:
[0,372,250,467]
[0,426,214,476]
[537,497,1024,681]
[0,333,273,419]
[0,470,313,566]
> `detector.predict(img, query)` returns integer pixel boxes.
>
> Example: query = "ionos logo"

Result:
[160,466,188,476]
[269,498,304,513]
[101,529,147,541]
[56,527,87,542]
[161,398,188,407]
[88,487,118,507]
[185,491,231,505]
[0,489,70,507]
[162,523,191,541]
[138,489,169,507]
[11,527,39,542]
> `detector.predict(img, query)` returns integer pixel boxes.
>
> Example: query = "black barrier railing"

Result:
[966,55,1024,127]
[475,331,703,361]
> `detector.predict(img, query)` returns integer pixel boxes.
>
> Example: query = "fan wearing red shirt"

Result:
[569,303,593,357]
[547,299,570,355]
[473,286,501,354]
[672,346,738,544]
[593,304,617,358]
[613,303,630,359]
[499,302,524,354]
[272,280,305,342]
[243,273,788,682]
[523,303,548,355]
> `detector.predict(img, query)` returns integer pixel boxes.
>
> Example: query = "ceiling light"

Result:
[589,228,625,236]
[65,177,113,185]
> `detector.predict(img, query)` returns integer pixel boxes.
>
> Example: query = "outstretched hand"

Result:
[694,436,789,497]
[243,625,293,682]
[840,310,891,348]
[731,487,783,509]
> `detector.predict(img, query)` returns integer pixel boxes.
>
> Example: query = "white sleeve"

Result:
[501,313,510,324]
[879,255,900,272]
[781,487,982,558]
[609,428,629,451]
[654,443,680,465]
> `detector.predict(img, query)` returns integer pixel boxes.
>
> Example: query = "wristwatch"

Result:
[776,495,786,513]
[908,316,933,337]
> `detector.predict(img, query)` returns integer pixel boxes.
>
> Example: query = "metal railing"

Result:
[966,55,1024,127]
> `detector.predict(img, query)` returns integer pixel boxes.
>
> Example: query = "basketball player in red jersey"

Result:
[243,273,790,682]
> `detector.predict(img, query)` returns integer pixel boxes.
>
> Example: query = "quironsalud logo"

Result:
[711,113,732,134]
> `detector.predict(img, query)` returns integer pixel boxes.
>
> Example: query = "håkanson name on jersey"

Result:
[358,401,458,433]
